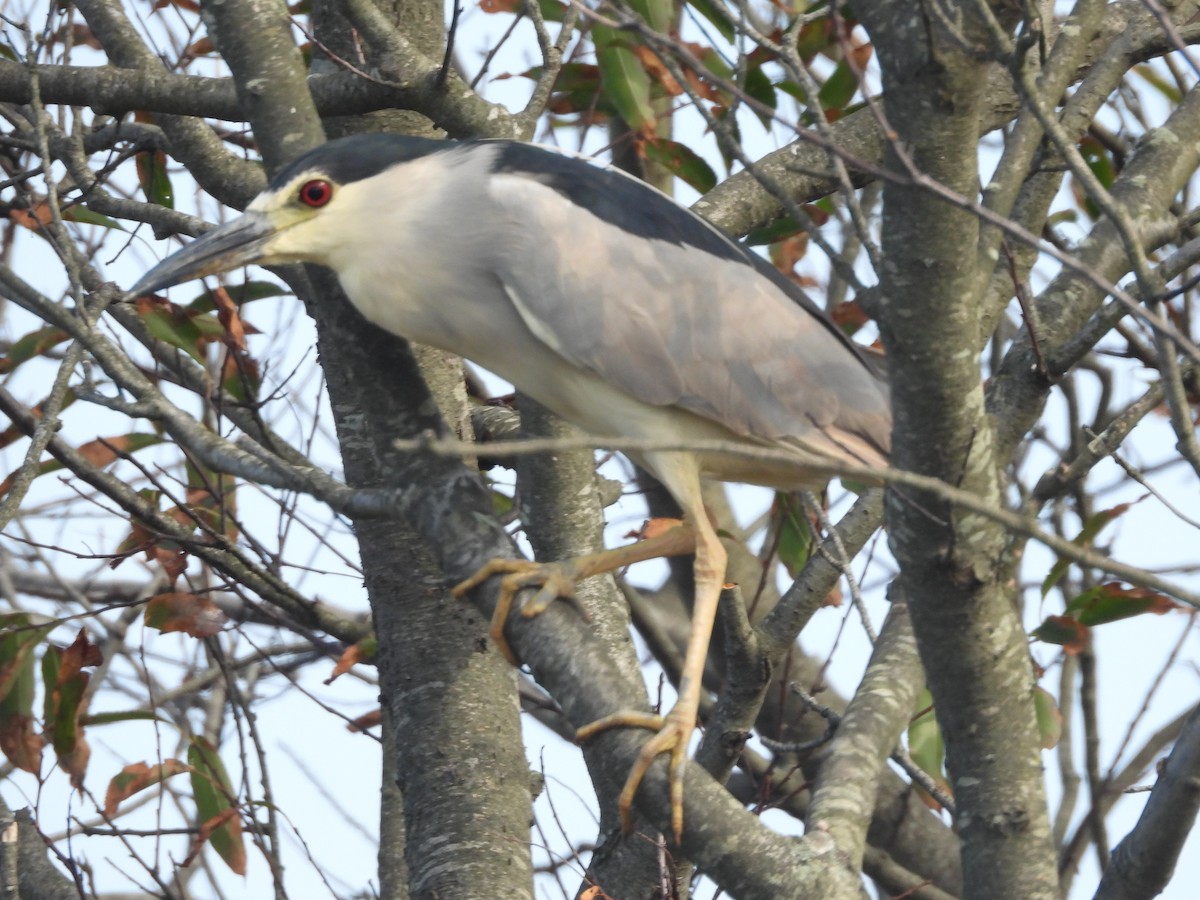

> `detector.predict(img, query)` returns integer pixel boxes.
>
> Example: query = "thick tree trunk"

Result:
[861,3,1059,898]
[201,1,536,896]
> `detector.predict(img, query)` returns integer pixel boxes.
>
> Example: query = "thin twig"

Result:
[1003,239,1047,377]
[437,1,462,90]
[392,431,1200,609]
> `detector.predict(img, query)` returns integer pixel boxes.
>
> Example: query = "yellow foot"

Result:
[452,559,590,665]
[452,521,696,666]
[576,705,697,843]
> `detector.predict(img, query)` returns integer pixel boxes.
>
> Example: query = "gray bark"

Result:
[860,2,1059,898]
[200,1,536,897]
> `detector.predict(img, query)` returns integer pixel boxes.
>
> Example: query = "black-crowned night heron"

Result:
[133,133,891,841]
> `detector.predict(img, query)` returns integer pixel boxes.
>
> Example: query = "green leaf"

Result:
[907,692,941,767]
[1065,582,1178,627]
[187,313,231,339]
[81,710,164,727]
[534,0,567,22]
[640,138,718,194]
[40,645,60,728]
[0,614,51,773]
[907,689,951,808]
[139,303,206,362]
[62,206,125,230]
[1033,687,1062,749]
[1041,501,1138,597]
[105,759,189,816]
[684,0,735,41]
[1078,135,1116,189]
[1046,209,1078,229]
[188,737,247,876]
[1135,65,1184,104]
[1074,135,1118,219]
[491,488,514,517]
[816,59,859,117]
[695,45,733,81]
[712,105,743,171]
[772,495,813,578]
[517,63,610,119]
[742,65,777,126]
[745,217,806,246]
[1031,614,1089,653]
[627,0,672,33]
[221,354,261,405]
[0,629,39,717]
[186,281,288,314]
[41,630,101,787]
[775,79,810,104]
[356,635,378,659]
[795,18,837,64]
[0,614,55,704]
[137,151,175,209]
[593,25,655,131]
[144,592,227,638]
[0,326,71,375]
[44,637,92,757]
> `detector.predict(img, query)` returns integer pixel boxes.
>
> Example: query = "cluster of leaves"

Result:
[0,41,267,866]
[502,0,869,196]
[0,607,239,872]
[1034,502,1178,654]
[1,621,245,875]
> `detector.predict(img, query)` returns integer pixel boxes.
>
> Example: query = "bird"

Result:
[132,133,891,843]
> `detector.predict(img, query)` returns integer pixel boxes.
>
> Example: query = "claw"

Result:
[452,523,696,667]
[452,559,589,665]
[456,518,708,841]
[576,704,697,843]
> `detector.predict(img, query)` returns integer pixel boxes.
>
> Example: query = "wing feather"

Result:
[484,168,891,463]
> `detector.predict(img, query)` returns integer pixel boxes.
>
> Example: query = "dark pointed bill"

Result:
[131,212,276,296]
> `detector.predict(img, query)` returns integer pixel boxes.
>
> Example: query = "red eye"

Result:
[298,179,332,208]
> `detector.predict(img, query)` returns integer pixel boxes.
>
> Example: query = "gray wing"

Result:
[485,172,891,464]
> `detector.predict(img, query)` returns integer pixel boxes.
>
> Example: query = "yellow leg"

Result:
[456,461,728,844]
[576,505,727,844]
[451,520,697,665]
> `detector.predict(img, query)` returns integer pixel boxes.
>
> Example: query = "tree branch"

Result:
[1096,703,1200,900]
